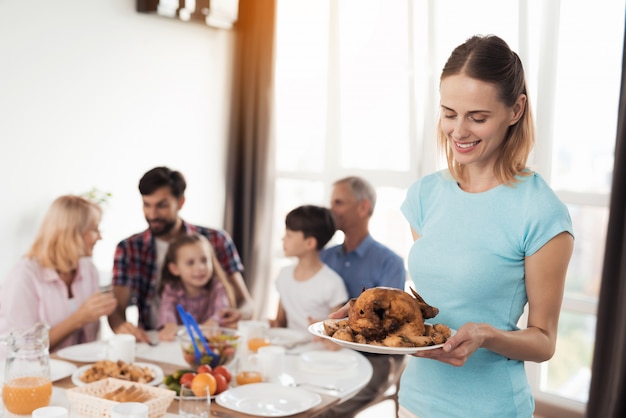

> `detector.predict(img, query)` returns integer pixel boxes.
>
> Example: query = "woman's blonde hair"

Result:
[438,35,535,185]
[26,195,102,272]
[160,233,237,307]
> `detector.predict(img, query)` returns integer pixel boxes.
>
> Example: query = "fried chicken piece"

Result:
[430,332,447,345]
[432,323,451,338]
[323,319,340,336]
[332,328,355,342]
[382,335,414,348]
[336,318,350,328]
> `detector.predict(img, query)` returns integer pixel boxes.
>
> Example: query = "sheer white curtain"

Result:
[270,0,623,414]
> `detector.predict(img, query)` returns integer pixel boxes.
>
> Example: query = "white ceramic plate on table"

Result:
[308,320,456,355]
[56,341,106,363]
[216,382,321,417]
[71,362,164,387]
[297,350,358,374]
[50,359,78,382]
[267,328,311,347]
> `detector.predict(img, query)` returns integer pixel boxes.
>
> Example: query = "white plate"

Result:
[56,341,106,363]
[297,350,358,374]
[216,382,322,417]
[71,362,164,387]
[50,359,78,382]
[307,320,456,355]
[267,328,311,347]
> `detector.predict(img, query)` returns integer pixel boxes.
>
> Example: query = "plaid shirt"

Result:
[112,221,244,329]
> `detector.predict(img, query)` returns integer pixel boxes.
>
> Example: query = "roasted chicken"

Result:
[324,287,450,348]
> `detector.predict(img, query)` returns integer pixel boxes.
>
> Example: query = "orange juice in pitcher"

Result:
[1,323,52,415]
[2,376,52,414]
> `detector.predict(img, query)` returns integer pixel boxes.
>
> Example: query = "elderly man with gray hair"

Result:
[320,175,406,417]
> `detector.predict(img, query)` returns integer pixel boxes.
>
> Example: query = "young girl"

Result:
[157,233,236,341]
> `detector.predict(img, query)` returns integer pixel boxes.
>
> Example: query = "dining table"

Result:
[1,328,374,418]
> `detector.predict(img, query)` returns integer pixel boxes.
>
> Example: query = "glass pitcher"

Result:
[1,322,52,415]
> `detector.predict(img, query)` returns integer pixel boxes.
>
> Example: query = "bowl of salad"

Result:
[177,326,239,369]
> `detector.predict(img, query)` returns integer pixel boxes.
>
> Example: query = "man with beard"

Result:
[319,176,406,417]
[108,167,253,342]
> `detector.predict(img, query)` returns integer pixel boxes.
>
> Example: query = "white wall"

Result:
[0,0,235,284]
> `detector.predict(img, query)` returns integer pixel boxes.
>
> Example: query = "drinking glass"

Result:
[237,320,270,354]
[234,356,263,386]
[245,326,270,353]
[179,386,211,418]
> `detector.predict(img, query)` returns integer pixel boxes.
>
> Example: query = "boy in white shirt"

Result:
[270,205,348,331]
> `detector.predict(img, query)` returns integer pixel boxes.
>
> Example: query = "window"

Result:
[271,0,623,413]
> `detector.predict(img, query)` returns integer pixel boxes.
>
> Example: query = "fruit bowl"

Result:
[177,326,238,369]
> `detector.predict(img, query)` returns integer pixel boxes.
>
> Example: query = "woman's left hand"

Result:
[412,322,486,367]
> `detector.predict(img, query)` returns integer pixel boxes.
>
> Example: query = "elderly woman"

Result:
[0,195,117,351]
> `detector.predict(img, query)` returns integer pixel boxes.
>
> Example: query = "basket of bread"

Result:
[65,378,175,418]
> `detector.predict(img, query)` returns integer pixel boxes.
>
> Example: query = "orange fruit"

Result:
[191,372,217,396]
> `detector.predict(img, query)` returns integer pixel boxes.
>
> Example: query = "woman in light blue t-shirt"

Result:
[399,35,574,418]
[332,35,574,418]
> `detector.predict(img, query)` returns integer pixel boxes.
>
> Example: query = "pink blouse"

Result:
[0,257,101,351]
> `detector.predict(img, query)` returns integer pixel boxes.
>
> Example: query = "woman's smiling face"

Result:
[440,74,523,171]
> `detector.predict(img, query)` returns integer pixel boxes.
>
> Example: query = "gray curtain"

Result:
[223,0,276,318]
[585,11,626,418]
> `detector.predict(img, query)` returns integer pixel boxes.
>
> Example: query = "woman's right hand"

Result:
[77,291,117,323]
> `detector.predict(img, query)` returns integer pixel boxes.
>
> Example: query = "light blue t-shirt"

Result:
[320,234,406,298]
[399,170,573,418]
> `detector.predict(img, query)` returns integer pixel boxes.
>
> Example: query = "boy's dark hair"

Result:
[138,166,186,198]
[285,205,336,250]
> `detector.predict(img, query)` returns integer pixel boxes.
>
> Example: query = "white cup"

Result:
[257,345,286,383]
[32,406,69,418]
[107,334,136,363]
[110,402,149,418]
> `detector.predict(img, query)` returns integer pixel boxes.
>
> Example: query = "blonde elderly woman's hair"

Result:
[26,195,102,272]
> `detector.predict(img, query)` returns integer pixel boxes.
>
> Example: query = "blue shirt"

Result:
[399,170,573,418]
[320,234,406,298]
